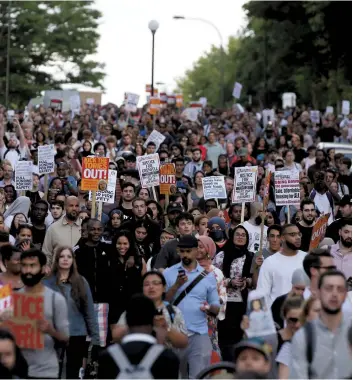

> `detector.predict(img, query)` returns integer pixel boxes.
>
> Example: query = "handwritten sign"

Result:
[89,170,117,203]
[136,154,160,188]
[232,82,242,99]
[274,171,300,206]
[310,110,320,124]
[81,157,109,191]
[309,213,330,251]
[232,166,258,203]
[159,163,176,195]
[202,176,227,200]
[325,106,334,115]
[3,293,44,350]
[342,100,350,116]
[15,161,33,190]
[143,130,165,152]
[38,144,55,174]
[125,93,140,113]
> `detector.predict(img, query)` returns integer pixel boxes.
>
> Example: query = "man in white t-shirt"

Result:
[257,224,307,305]
[242,202,268,253]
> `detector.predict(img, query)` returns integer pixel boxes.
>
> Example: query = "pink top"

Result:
[331,242,352,280]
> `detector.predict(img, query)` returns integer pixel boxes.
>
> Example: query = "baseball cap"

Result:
[238,147,248,157]
[167,202,183,214]
[162,227,177,237]
[339,195,352,207]
[177,234,198,249]
[233,338,271,362]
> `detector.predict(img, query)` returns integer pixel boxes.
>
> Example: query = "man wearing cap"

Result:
[232,147,256,169]
[326,195,352,242]
[163,234,220,379]
[166,202,183,234]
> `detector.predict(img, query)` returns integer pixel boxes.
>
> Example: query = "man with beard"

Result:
[183,148,203,178]
[42,196,81,267]
[290,270,351,379]
[330,219,352,280]
[297,199,317,252]
[29,200,49,249]
[166,202,183,234]
[257,224,306,305]
[228,204,243,230]
[18,248,69,379]
[164,234,220,379]
[241,202,268,253]
[326,196,352,242]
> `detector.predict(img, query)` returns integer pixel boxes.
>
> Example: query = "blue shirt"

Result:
[163,262,220,335]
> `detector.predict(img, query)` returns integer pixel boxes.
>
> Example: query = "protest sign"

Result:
[137,153,160,188]
[38,144,55,174]
[149,96,160,115]
[125,92,140,112]
[89,170,117,203]
[325,106,334,115]
[199,97,207,108]
[232,166,258,203]
[182,108,200,122]
[274,170,300,206]
[0,285,12,313]
[143,130,165,152]
[159,163,176,195]
[15,161,33,190]
[81,157,109,191]
[310,110,320,124]
[3,293,44,350]
[282,92,296,108]
[202,176,227,200]
[160,92,167,105]
[232,82,242,99]
[176,94,183,108]
[262,109,275,126]
[342,100,350,116]
[167,95,176,105]
[309,213,330,251]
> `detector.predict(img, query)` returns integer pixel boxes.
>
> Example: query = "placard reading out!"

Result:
[136,153,160,188]
[81,157,109,191]
[202,176,227,200]
[159,163,176,195]
[232,166,258,203]
[3,293,44,350]
[274,170,300,206]
[15,161,33,190]
[89,170,117,203]
[38,144,55,174]
[309,213,330,251]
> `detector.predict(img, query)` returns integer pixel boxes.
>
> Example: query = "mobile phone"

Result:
[178,269,186,276]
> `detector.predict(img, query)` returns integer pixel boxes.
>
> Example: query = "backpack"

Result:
[304,321,316,379]
[309,189,334,217]
[4,148,20,159]
[107,344,164,379]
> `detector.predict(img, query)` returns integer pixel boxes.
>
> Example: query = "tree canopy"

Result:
[0,1,105,108]
[176,1,352,110]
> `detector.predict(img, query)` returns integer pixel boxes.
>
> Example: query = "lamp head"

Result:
[148,20,159,33]
[173,16,185,20]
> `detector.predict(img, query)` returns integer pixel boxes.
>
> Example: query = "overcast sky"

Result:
[77,0,247,104]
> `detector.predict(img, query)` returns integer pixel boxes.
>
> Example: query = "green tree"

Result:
[0,1,105,108]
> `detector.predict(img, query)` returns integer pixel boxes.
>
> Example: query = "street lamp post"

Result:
[148,20,159,98]
[173,16,224,108]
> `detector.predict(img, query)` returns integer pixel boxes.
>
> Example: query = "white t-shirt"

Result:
[312,192,334,225]
[257,250,307,306]
[0,146,27,169]
[242,221,268,253]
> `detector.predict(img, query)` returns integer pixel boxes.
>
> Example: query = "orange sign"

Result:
[309,213,330,251]
[0,284,12,312]
[3,293,44,350]
[159,163,176,195]
[176,94,183,108]
[145,84,151,93]
[263,171,272,209]
[149,96,160,115]
[81,157,109,191]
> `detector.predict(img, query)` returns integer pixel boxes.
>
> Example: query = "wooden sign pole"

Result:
[241,202,245,223]
[91,191,96,219]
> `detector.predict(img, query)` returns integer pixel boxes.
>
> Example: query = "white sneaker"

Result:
[79,367,85,379]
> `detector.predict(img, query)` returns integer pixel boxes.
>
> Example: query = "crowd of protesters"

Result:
[0,99,351,379]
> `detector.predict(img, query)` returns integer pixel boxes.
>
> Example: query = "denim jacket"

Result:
[44,275,100,345]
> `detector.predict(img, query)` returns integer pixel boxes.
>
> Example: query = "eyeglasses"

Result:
[283,232,302,238]
[287,317,299,324]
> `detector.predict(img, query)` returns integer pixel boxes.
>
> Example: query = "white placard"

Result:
[342,100,350,116]
[310,110,320,124]
[38,144,55,174]
[202,176,227,200]
[325,106,334,115]
[262,109,275,126]
[136,153,160,188]
[274,170,300,206]
[232,166,258,203]
[182,108,200,122]
[15,161,33,190]
[282,92,296,108]
[232,82,242,99]
[143,130,165,152]
[125,93,140,113]
[86,98,95,105]
[199,97,207,108]
[89,170,117,204]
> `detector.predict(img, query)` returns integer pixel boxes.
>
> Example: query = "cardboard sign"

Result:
[15,161,33,190]
[342,100,350,116]
[81,157,109,191]
[0,285,12,313]
[38,144,55,174]
[160,92,167,104]
[89,170,117,203]
[232,166,258,203]
[159,163,176,195]
[325,106,334,115]
[232,82,242,99]
[282,92,297,108]
[274,171,300,206]
[136,153,160,188]
[3,293,44,350]
[202,176,227,200]
[149,96,160,115]
[309,213,330,251]
[182,108,200,122]
[262,109,275,126]
[167,95,175,105]
[125,93,140,113]
[143,130,165,152]
[310,110,320,124]
[176,94,183,108]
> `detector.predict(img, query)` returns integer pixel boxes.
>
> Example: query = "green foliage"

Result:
[0,1,105,108]
[177,1,352,110]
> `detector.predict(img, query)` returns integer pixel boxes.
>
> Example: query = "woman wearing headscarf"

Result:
[213,225,253,360]
[207,217,228,253]
[197,236,227,363]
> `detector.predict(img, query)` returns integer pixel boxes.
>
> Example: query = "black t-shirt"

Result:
[32,225,46,249]
[118,205,134,221]
[296,223,313,253]
[317,127,340,142]
[293,148,307,164]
